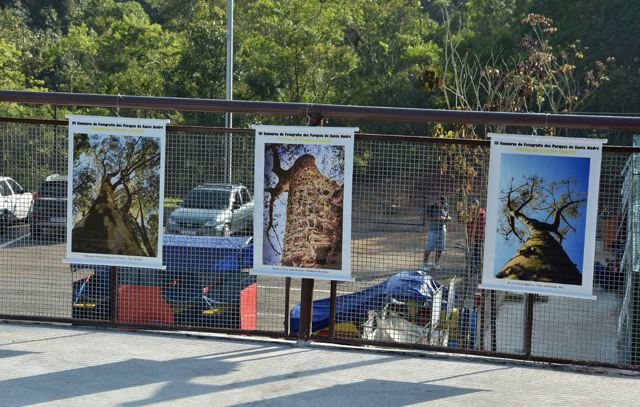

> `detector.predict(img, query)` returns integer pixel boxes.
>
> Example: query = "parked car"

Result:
[166,183,253,236]
[0,176,33,233]
[30,174,67,239]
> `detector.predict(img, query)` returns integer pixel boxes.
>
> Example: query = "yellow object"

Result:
[202,306,226,315]
[73,302,97,308]
[314,322,361,338]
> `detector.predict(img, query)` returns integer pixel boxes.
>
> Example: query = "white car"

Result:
[0,177,33,233]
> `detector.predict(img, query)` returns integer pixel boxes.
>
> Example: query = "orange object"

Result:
[117,285,174,325]
[240,283,257,330]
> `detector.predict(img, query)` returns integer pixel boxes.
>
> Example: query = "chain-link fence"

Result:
[0,98,639,370]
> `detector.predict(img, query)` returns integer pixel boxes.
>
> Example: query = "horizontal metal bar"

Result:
[0,315,291,340]
[1,116,639,151]
[311,335,639,372]
[3,90,640,130]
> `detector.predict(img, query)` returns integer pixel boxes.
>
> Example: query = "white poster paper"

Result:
[65,115,168,269]
[480,133,605,299]
[252,125,356,281]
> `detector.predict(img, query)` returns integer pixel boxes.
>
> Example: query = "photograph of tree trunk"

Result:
[71,133,161,258]
[263,143,345,270]
[494,153,589,285]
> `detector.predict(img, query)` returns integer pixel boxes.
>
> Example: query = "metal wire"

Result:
[0,116,638,370]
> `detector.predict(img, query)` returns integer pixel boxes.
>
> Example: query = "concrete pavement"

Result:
[0,321,638,406]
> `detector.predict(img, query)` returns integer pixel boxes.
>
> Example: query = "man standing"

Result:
[423,196,450,270]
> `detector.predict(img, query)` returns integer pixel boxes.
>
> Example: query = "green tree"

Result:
[0,7,49,116]
[53,0,182,96]
[166,0,227,100]
[236,0,358,103]
[342,0,441,107]
[527,0,640,113]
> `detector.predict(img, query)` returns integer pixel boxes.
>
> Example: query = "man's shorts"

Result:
[425,227,446,251]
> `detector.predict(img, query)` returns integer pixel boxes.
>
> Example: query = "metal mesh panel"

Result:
[527,151,630,362]
[0,115,639,369]
[0,122,71,318]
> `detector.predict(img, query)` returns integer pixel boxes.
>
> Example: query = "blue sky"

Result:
[494,153,590,275]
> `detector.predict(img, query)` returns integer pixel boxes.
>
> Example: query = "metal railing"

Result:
[1,90,639,371]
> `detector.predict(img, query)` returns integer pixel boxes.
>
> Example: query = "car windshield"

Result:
[40,181,67,198]
[182,189,230,210]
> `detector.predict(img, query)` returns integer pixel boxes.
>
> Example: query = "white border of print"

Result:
[252,125,356,281]
[64,114,168,269]
[480,133,605,299]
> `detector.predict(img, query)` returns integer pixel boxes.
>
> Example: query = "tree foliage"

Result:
[499,175,586,246]
[52,0,182,95]
[0,0,634,114]
[236,0,358,103]
[73,134,161,257]
[496,173,586,285]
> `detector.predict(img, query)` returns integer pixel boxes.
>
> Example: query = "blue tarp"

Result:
[72,235,255,305]
[290,269,445,333]
[71,236,253,274]
[163,235,253,272]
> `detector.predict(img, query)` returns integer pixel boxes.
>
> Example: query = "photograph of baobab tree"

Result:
[494,153,590,285]
[263,143,345,269]
[71,133,161,257]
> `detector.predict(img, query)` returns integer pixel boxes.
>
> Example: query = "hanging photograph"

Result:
[65,115,168,269]
[253,125,356,281]
[480,133,605,299]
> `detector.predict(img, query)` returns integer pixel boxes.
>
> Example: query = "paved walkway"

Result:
[0,321,638,406]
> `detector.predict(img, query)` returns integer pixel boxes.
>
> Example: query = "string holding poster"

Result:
[480,133,605,299]
[65,115,168,269]
[252,125,356,281]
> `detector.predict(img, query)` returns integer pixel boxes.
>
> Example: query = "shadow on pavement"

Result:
[0,334,494,407]
[0,349,35,359]
[232,379,483,407]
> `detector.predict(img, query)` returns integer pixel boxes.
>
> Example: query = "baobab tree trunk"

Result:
[497,224,582,285]
[72,179,146,256]
[280,154,343,269]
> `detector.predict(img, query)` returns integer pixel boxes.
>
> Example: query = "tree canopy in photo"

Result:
[495,154,590,285]
[72,133,161,257]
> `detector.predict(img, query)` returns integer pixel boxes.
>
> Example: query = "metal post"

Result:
[479,290,485,350]
[225,0,234,124]
[284,277,291,335]
[299,279,315,340]
[328,281,337,339]
[490,290,497,352]
[110,266,118,323]
[225,0,234,182]
[629,135,640,365]
[523,293,535,356]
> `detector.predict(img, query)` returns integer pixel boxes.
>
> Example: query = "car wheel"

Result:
[222,224,232,236]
